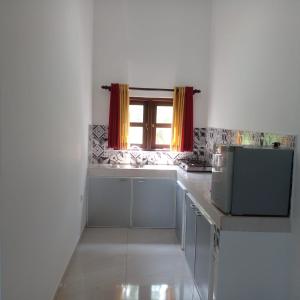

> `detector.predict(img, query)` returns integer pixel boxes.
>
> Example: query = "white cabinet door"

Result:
[184,194,197,275]
[176,182,186,246]
[132,179,176,228]
[194,212,213,300]
[88,177,131,227]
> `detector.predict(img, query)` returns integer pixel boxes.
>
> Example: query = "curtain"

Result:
[171,87,185,151]
[108,83,129,150]
[171,86,194,152]
[119,84,129,149]
[108,84,120,149]
[181,87,194,151]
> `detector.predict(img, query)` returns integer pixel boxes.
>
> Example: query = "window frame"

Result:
[129,97,173,150]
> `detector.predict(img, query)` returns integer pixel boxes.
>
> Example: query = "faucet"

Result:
[129,146,145,168]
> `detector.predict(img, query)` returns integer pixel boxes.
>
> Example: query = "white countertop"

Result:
[176,168,291,233]
[88,164,177,179]
[88,164,291,233]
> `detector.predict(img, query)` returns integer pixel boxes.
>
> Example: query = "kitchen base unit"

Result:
[194,206,214,300]
[176,181,187,249]
[182,193,291,300]
[88,177,131,227]
[87,176,176,229]
[184,194,197,275]
[185,193,215,300]
[132,178,176,228]
[212,230,291,300]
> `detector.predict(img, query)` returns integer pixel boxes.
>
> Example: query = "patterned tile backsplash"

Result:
[88,125,191,165]
[194,128,296,164]
[89,125,296,165]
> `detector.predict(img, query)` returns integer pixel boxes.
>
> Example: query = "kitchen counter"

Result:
[88,164,291,233]
[88,164,177,179]
[176,168,291,233]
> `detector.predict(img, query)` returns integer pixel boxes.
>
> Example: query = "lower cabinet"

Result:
[88,177,131,227]
[194,208,214,300]
[132,178,176,228]
[87,176,176,228]
[213,231,290,300]
[181,185,291,300]
[184,193,214,300]
[184,194,197,275]
[176,182,187,248]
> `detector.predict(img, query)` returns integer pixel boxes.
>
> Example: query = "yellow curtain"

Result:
[171,87,185,151]
[119,84,129,149]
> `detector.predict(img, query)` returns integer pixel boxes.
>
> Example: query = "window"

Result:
[151,284,169,300]
[129,97,173,150]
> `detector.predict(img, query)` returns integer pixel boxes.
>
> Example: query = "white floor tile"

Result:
[127,229,182,256]
[80,227,128,245]
[126,254,189,281]
[127,229,177,244]
[55,228,196,300]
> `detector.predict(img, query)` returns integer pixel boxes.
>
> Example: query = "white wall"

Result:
[92,0,212,128]
[207,1,300,299]
[0,0,93,299]
[208,0,300,134]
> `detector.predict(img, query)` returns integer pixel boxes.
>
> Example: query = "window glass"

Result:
[129,105,144,123]
[121,285,139,300]
[129,126,143,145]
[156,128,172,145]
[151,284,169,300]
[128,99,173,149]
[156,106,173,124]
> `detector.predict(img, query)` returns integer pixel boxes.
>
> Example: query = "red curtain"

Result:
[181,86,194,151]
[108,84,120,149]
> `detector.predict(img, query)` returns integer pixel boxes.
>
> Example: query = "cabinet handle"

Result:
[137,180,145,183]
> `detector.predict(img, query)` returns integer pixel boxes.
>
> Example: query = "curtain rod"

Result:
[101,85,201,95]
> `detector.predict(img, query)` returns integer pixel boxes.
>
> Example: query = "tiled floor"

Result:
[55,228,199,300]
